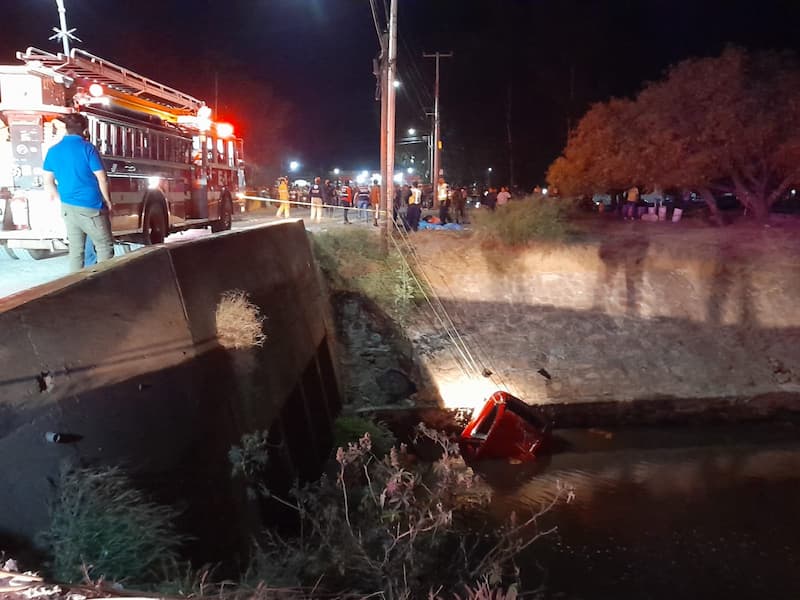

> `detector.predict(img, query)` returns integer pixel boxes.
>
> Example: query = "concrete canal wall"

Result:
[0,220,341,555]
[408,228,800,422]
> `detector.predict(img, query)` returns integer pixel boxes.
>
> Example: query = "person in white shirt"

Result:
[496,186,511,206]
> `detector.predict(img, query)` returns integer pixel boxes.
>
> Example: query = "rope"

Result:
[387,217,520,397]
[238,194,515,397]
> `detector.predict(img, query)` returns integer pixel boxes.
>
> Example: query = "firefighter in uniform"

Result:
[276,177,290,218]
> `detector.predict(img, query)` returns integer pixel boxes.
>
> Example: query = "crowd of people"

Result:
[266,175,545,231]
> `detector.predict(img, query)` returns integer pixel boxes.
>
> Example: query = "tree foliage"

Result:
[547,47,800,219]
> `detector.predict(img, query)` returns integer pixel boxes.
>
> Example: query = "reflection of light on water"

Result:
[435,375,498,416]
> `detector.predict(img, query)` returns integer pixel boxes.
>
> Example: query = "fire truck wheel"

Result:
[211,195,233,233]
[142,202,167,245]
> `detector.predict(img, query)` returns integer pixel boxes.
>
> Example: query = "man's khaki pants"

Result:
[62,203,114,273]
[310,199,323,223]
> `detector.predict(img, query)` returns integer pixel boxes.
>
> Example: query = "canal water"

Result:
[478,421,800,599]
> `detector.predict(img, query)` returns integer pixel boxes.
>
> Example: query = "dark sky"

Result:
[3,0,800,187]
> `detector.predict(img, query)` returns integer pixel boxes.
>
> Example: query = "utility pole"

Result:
[423,51,452,201]
[376,0,398,251]
[385,0,397,237]
[506,81,514,189]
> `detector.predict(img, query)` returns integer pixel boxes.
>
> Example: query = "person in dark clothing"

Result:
[393,185,402,225]
[484,187,498,211]
[407,181,422,231]
[323,179,335,217]
[453,187,467,224]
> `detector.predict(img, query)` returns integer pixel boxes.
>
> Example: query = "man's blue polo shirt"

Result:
[43,134,105,209]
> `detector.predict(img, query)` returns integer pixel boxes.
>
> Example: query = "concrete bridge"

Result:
[0,221,341,558]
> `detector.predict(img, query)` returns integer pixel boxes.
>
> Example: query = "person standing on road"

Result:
[339,179,353,224]
[624,185,639,221]
[497,186,511,207]
[438,185,451,224]
[355,181,371,222]
[323,178,335,217]
[437,177,449,209]
[42,113,113,273]
[408,181,422,231]
[399,183,412,228]
[370,179,381,227]
[309,177,324,224]
[276,177,291,218]
[484,187,498,211]
[452,186,467,224]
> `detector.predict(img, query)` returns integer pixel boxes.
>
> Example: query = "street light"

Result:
[289,160,300,172]
[488,167,493,173]
[408,128,416,136]
[393,80,401,88]
[333,168,340,175]
[406,167,414,174]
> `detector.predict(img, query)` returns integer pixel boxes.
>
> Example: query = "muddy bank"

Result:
[399,223,800,418]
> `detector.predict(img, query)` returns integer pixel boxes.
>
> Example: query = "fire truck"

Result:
[0,47,245,259]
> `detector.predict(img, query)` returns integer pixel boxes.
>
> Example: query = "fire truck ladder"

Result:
[17,47,204,113]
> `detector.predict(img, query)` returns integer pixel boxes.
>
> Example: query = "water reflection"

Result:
[480,423,800,599]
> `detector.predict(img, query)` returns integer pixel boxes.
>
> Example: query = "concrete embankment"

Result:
[405,226,800,422]
[0,220,341,558]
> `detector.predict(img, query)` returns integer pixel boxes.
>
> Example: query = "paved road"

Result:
[0,207,343,300]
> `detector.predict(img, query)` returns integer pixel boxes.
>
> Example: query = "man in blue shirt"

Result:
[43,113,114,272]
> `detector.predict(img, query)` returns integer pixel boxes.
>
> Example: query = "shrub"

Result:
[333,415,397,457]
[246,425,562,598]
[229,430,272,499]
[473,196,572,246]
[40,465,183,584]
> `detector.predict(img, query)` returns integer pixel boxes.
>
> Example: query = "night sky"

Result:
[2,0,800,187]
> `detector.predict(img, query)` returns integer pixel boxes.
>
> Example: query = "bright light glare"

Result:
[147,176,161,190]
[406,167,414,174]
[294,179,309,187]
[289,160,300,172]
[197,105,212,119]
[355,171,368,185]
[216,122,234,139]
[488,167,493,172]
[371,173,381,184]
[393,80,401,88]
[435,375,497,415]
[333,168,340,175]
[88,83,104,97]
[393,172,403,183]
[542,187,548,195]
[408,128,416,136]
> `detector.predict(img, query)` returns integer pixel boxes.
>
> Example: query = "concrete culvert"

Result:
[215,290,267,349]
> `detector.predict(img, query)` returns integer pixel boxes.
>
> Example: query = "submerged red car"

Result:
[460,391,551,462]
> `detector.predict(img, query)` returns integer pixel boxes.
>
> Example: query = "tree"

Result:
[547,47,800,220]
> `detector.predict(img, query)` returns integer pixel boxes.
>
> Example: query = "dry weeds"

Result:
[215,290,267,350]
